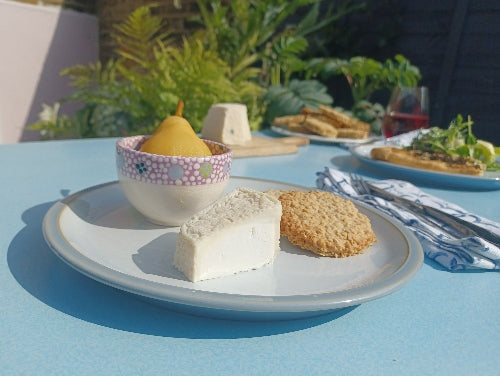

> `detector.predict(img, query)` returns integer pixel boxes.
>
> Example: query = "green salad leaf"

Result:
[406,115,499,170]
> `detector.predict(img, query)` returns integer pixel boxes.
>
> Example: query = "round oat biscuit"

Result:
[278,190,377,257]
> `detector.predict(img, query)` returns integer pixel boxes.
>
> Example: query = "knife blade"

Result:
[364,182,500,247]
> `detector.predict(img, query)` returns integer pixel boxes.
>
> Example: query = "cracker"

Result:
[287,123,315,134]
[273,106,371,139]
[300,107,316,115]
[318,105,371,132]
[303,117,338,138]
[335,128,370,139]
[272,114,307,126]
[272,114,315,134]
[277,190,376,257]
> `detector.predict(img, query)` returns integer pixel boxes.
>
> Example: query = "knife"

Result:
[363,182,500,247]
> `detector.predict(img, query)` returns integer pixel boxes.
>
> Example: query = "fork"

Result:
[348,173,500,246]
[349,172,463,238]
[349,173,372,196]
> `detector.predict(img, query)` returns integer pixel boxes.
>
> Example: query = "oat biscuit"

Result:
[278,190,376,257]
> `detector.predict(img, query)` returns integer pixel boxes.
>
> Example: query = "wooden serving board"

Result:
[230,135,309,158]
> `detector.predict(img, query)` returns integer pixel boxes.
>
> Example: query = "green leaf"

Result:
[263,79,333,122]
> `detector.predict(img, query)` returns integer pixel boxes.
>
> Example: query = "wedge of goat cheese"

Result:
[173,187,282,282]
[201,103,252,145]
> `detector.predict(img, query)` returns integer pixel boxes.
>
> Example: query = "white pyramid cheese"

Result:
[173,187,282,282]
[201,103,252,145]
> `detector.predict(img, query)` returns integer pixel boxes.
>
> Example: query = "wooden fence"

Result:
[395,0,500,144]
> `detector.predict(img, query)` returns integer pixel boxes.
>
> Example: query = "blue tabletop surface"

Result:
[1,133,499,375]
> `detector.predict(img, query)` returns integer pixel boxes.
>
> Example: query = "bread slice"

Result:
[173,187,282,282]
[371,146,485,176]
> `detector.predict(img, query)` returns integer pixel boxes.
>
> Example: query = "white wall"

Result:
[0,0,98,143]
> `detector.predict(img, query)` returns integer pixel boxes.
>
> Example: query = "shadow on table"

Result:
[7,199,356,340]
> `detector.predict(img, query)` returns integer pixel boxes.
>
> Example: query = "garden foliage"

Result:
[31,1,421,139]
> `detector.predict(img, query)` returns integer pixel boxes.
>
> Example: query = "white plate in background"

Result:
[271,125,380,145]
[350,142,500,190]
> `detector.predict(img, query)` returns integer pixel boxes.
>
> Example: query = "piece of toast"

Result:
[370,146,485,176]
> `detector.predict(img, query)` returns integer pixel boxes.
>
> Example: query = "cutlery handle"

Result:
[422,205,500,247]
[366,182,500,247]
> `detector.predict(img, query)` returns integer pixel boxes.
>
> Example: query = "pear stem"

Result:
[175,100,184,117]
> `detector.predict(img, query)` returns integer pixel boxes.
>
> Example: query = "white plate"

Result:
[350,143,500,190]
[43,177,423,320]
[271,125,379,145]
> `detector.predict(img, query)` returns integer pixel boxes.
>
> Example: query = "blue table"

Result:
[1,134,499,375]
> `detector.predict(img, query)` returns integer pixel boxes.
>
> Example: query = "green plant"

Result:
[193,0,362,123]
[31,5,263,138]
[303,54,421,133]
[307,55,421,103]
[31,1,418,139]
[194,1,360,84]
[263,79,333,122]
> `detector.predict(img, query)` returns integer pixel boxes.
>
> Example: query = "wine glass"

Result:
[382,86,429,138]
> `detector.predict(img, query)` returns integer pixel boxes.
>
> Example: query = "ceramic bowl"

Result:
[116,135,232,226]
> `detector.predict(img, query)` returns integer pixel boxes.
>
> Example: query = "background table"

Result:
[1,133,499,375]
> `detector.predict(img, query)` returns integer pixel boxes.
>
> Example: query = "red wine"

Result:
[382,112,429,138]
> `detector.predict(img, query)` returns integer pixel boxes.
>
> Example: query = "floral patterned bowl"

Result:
[116,135,232,226]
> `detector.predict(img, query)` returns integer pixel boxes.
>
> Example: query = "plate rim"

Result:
[350,143,500,189]
[43,177,423,316]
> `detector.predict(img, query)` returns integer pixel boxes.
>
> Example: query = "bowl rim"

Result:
[116,135,232,160]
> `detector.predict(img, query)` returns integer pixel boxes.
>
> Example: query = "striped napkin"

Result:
[316,167,500,271]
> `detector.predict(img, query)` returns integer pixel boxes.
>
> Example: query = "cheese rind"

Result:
[201,103,252,145]
[173,187,282,282]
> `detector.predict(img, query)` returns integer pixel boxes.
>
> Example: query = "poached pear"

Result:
[140,101,212,157]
